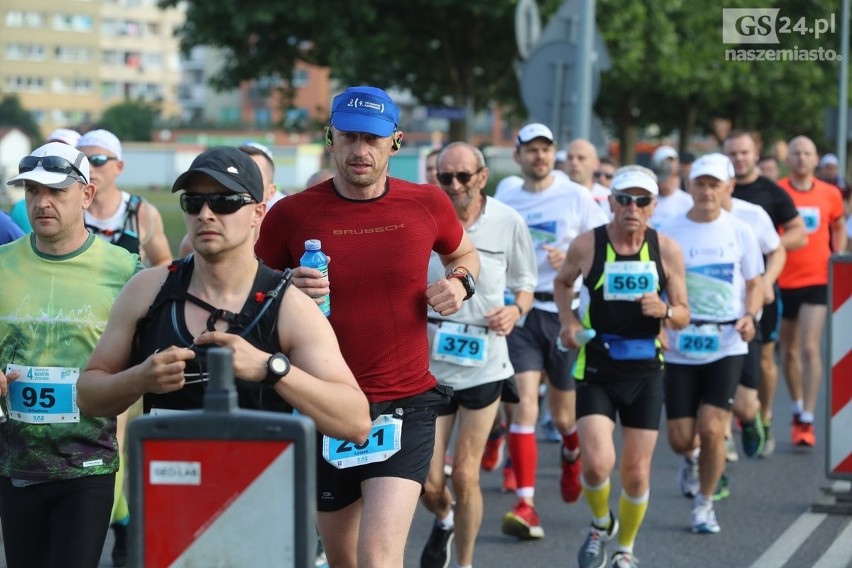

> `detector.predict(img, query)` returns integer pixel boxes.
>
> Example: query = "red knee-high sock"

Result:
[563,428,579,453]
[508,431,537,493]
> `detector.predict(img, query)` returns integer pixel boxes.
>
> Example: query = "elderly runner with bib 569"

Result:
[555,166,689,568]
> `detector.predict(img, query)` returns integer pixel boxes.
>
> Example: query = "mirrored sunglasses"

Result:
[180,193,257,215]
[86,154,119,168]
[613,194,654,208]
[19,155,86,182]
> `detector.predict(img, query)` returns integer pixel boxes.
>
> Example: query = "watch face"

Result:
[270,355,288,374]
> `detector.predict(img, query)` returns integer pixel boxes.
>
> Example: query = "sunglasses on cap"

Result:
[613,194,654,208]
[86,154,119,168]
[436,167,484,186]
[19,155,86,181]
[180,193,257,215]
[594,171,614,180]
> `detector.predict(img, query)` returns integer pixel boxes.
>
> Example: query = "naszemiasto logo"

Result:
[722,8,841,62]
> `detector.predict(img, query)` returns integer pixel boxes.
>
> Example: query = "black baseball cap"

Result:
[171,146,263,202]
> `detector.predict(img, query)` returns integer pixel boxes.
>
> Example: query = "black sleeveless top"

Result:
[131,256,293,413]
[86,194,142,254]
[577,226,667,381]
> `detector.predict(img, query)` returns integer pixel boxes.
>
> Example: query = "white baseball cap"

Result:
[517,123,554,147]
[47,128,82,147]
[652,145,678,165]
[611,169,659,195]
[7,142,90,188]
[689,153,735,182]
[77,129,122,160]
[820,153,839,168]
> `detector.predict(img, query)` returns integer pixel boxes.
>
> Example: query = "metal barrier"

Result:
[827,254,852,481]
[128,347,316,567]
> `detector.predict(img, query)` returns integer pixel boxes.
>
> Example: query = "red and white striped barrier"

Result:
[828,255,852,480]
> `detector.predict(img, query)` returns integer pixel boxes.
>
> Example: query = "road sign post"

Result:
[128,348,316,567]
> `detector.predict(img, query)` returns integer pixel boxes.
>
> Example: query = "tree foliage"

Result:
[160,0,563,137]
[98,100,160,142]
[595,0,843,160]
[0,94,41,141]
[162,0,843,154]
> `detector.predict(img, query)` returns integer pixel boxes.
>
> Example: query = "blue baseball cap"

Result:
[330,86,400,137]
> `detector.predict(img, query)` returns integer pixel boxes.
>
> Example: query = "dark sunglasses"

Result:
[180,193,257,215]
[86,154,119,168]
[437,167,484,186]
[613,194,654,207]
[595,171,614,180]
[19,155,86,182]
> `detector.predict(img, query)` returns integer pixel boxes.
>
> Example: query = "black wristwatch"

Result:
[263,352,291,387]
[447,267,476,301]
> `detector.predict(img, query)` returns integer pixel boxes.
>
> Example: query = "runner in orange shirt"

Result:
[776,136,846,448]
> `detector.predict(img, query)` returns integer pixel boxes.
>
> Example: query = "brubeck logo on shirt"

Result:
[332,224,405,236]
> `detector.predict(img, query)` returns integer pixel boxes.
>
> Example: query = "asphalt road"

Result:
[1,364,850,568]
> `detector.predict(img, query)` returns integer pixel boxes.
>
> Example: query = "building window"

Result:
[220,108,240,125]
[292,69,309,88]
[53,14,74,30]
[254,108,271,128]
[101,82,119,100]
[5,12,23,27]
[6,76,45,92]
[72,15,93,32]
[6,11,45,27]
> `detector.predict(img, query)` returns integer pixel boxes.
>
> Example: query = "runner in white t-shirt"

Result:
[494,123,608,540]
[657,153,764,536]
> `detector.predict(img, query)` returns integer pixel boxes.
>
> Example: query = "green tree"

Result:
[0,94,41,141]
[98,99,160,142]
[595,0,842,162]
[160,0,562,140]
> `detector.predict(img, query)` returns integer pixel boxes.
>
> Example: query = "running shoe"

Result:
[678,456,699,498]
[712,473,730,502]
[725,436,739,463]
[502,462,517,493]
[315,537,328,567]
[611,551,639,568]
[481,426,506,472]
[502,500,545,540]
[761,422,776,457]
[560,447,582,503]
[577,512,619,568]
[691,500,720,534]
[791,416,816,447]
[420,520,454,568]
[741,416,766,458]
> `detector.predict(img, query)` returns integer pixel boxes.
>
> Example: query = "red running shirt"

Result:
[256,178,464,402]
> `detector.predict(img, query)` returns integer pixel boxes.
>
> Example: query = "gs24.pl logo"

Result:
[722,8,836,44]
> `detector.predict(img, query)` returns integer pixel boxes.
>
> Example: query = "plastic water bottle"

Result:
[300,239,330,317]
[576,328,597,345]
[556,329,596,352]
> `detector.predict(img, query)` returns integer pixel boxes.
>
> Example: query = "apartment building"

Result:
[1,0,183,137]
